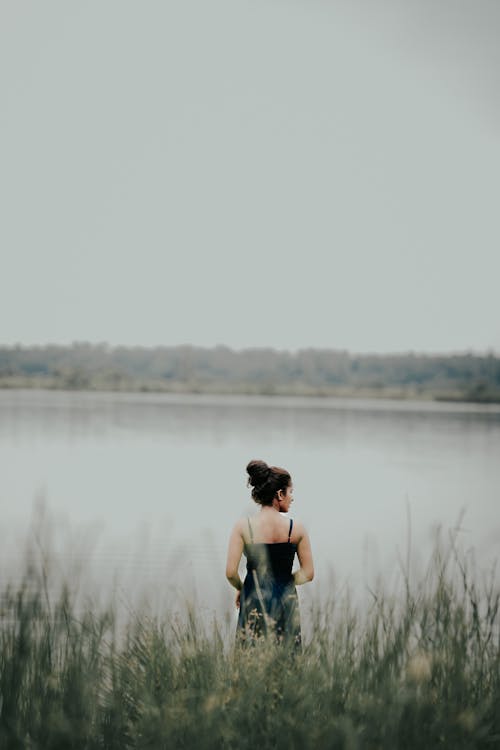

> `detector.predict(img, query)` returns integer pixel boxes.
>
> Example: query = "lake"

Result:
[1,389,499,618]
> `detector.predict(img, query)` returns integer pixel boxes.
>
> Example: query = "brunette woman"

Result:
[226,460,314,646]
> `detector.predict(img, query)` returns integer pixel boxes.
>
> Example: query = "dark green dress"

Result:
[237,518,301,647]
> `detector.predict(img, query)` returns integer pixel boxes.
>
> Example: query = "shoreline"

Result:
[1,377,500,404]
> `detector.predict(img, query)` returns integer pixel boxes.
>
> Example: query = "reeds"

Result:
[1,540,499,749]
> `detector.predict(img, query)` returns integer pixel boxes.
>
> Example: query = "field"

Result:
[1,539,499,749]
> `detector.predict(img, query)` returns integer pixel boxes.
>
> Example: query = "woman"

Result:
[226,459,314,646]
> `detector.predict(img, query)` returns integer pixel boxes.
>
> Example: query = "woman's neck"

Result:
[260,502,280,514]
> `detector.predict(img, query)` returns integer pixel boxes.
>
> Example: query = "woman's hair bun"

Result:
[246,459,271,488]
[246,459,291,506]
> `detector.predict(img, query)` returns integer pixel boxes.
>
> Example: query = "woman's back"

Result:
[225,459,314,647]
[244,516,297,584]
[236,513,301,645]
[244,512,299,545]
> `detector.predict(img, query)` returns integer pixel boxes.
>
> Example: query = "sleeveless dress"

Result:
[236,517,301,647]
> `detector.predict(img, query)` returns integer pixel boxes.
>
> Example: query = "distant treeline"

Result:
[1,343,500,402]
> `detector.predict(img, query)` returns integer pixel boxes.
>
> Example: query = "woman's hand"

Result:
[235,590,241,609]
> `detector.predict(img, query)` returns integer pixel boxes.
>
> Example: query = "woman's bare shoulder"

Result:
[231,517,248,536]
[291,517,308,542]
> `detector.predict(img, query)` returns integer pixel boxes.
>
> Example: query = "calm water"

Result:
[1,389,500,614]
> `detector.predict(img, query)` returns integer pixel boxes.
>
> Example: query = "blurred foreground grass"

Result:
[1,540,499,750]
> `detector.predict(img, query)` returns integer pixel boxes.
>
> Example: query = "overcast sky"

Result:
[1,1,499,353]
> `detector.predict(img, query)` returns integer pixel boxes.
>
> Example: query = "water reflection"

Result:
[1,390,499,613]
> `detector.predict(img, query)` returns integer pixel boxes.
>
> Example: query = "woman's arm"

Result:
[226,521,244,591]
[293,525,314,585]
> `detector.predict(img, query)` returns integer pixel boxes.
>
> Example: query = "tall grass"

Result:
[1,540,499,749]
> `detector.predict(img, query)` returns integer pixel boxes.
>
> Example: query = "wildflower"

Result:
[203,694,219,713]
[406,652,432,684]
[457,709,476,732]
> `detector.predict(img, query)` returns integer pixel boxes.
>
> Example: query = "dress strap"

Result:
[247,517,254,543]
[288,518,293,543]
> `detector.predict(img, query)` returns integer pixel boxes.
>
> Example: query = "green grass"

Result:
[1,542,499,749]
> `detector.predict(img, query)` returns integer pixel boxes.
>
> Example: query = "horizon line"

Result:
[1,340,499,359]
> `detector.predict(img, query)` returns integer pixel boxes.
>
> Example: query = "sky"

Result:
[1,0,499,354]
